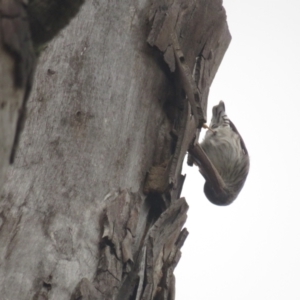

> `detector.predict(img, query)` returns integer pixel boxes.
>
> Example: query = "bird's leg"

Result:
[202,123,215,134]
[188,143,226,195]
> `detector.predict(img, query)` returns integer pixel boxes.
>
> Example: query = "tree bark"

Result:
[0,1,230,299]
[0,0,35,188]
[0,0,84,190]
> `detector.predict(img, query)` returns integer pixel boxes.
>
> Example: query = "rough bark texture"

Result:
[0,0,84,191]
[0,0,230,299]
[0,0,35,188]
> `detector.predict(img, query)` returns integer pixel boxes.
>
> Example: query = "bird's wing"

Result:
[229,120,248,155]
[188,143,227,195]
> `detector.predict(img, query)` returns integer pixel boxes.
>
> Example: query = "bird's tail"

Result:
[210,100,230,127]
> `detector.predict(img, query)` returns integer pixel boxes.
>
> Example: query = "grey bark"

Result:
[0,1,230,299]
[0,0,35,188]
[0,0,84,190]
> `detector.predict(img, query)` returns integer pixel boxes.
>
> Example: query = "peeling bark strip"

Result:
[147,0,231,121]
[75,191,188,300]
[146,0,231,195]
[71,278,102,300]
[141,198,188,300]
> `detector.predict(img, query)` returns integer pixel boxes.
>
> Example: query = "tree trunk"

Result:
[0,0,84,190]
[0,1,230,299]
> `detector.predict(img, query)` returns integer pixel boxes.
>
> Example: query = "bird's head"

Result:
[204,182,237,206]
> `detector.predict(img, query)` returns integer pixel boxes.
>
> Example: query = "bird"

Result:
[188,100,250,206]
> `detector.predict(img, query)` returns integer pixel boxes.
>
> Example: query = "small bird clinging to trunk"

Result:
[188,101,250,206]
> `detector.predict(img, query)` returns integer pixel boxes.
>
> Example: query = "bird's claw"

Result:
[202,123,215,134]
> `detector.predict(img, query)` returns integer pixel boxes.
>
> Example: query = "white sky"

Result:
[175,1,300,299]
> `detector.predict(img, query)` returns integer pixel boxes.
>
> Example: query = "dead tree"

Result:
[0,1,231,299]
